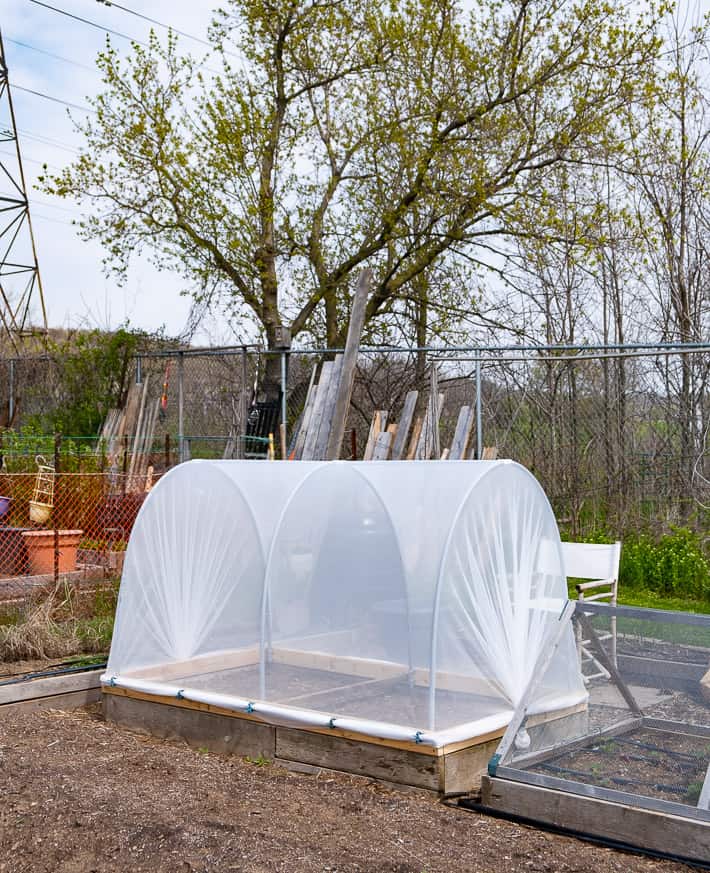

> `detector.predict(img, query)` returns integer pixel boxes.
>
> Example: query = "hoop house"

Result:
[105,460,586,748]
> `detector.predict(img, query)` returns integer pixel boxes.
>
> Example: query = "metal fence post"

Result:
[53,432,61,585]
[177,352,185,464]
[280,350,288,457]
[8,357,15,424]
[239,346,248,459]
[475,349,483,459]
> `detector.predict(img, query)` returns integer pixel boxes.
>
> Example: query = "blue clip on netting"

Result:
[414,731,423,744]
[246,702,254,713]
[177,689,185,700]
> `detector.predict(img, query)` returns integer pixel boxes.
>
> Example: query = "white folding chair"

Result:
[560,541,622,682]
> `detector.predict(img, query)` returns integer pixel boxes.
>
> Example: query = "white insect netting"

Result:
[105,460,586,747]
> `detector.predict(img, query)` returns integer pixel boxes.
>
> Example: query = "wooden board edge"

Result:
[102,684,443,756]
[480,775,710,863]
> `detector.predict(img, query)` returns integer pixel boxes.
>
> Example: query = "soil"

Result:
[530,728,709,805]
[0,705,694,873]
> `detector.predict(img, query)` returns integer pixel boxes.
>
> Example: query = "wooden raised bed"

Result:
[102,646,587,795]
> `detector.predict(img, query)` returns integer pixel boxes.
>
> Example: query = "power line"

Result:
[17,129,80,155]
[12,84,96,114]
[5,36,98,73]
[32,211,76,227]
[92,0,243,62]
[93,0,212,50]
[0,149,63,172]
[29,197,78,214]
[27,0,150,48]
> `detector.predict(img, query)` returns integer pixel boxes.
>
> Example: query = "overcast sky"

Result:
[3,0,217,340]
[2,0,708,343]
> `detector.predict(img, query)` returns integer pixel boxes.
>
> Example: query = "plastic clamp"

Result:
[246,702,254,714]
[488,753,501,777]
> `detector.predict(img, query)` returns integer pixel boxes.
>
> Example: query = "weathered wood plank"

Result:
[449,405,473,460]
[619,654,705,693]
[363,410,388,461]
[480,775,710,863]
[124,646,260,681]
[1,687,101,713]
[326,269,371,460]
[0,668,103,705]
[391,390,418,460]
[301,360,334,460]
[276,726,440,790]
[292,365,318,459]
[313,354,343,460]
[372,430,393,460]
[442,737,500,795]
[104,692,276,759]
[406,416,423,460]
[430,365,440,459]
[415,392,444,460]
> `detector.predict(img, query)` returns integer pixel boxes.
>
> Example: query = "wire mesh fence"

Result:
[0,471,145,609]
[0,342,705,549]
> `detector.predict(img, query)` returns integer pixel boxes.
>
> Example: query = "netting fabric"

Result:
[105,460,585,746]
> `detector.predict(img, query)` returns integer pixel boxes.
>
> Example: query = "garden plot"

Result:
[479,602,710,866]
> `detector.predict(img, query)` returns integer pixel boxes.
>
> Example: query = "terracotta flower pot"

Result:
[21,529,84,576]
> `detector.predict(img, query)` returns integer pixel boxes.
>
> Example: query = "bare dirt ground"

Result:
[0,704,697,873]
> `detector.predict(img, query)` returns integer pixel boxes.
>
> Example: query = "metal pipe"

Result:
[8,357,14,423]
[280,350,287,449]
[132,340,710,359]
[177,352,184,464]
[475,350,482,460]
[239,346,248,460]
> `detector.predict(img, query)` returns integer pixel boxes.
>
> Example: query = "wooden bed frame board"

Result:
[502,714,710,772]
[124,644,528,701]
[103,688,503,793]
[480,774,710,864]
[103,680,588,794]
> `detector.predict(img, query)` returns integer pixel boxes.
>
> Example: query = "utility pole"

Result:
[0,30,48,353]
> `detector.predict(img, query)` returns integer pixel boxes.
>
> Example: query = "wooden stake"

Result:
[326,269,371,460]
[391,390,418,460]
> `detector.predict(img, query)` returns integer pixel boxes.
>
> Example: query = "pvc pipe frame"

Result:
[101,672,516,749]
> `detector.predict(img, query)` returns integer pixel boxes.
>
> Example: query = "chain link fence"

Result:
[0,343,705,611]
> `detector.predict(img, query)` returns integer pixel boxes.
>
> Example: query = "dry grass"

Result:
[0,596,79,660]
[0,580,116,661]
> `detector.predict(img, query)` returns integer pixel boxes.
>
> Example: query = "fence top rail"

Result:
[1,340,708,364]
[252,341,710,357]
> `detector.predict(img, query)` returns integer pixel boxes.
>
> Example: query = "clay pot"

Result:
[21,529,83,576]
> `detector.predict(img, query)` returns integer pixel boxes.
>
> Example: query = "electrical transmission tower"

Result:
[0,29,48,352]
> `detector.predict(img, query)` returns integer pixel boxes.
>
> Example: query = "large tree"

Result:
[43,0,663,363]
